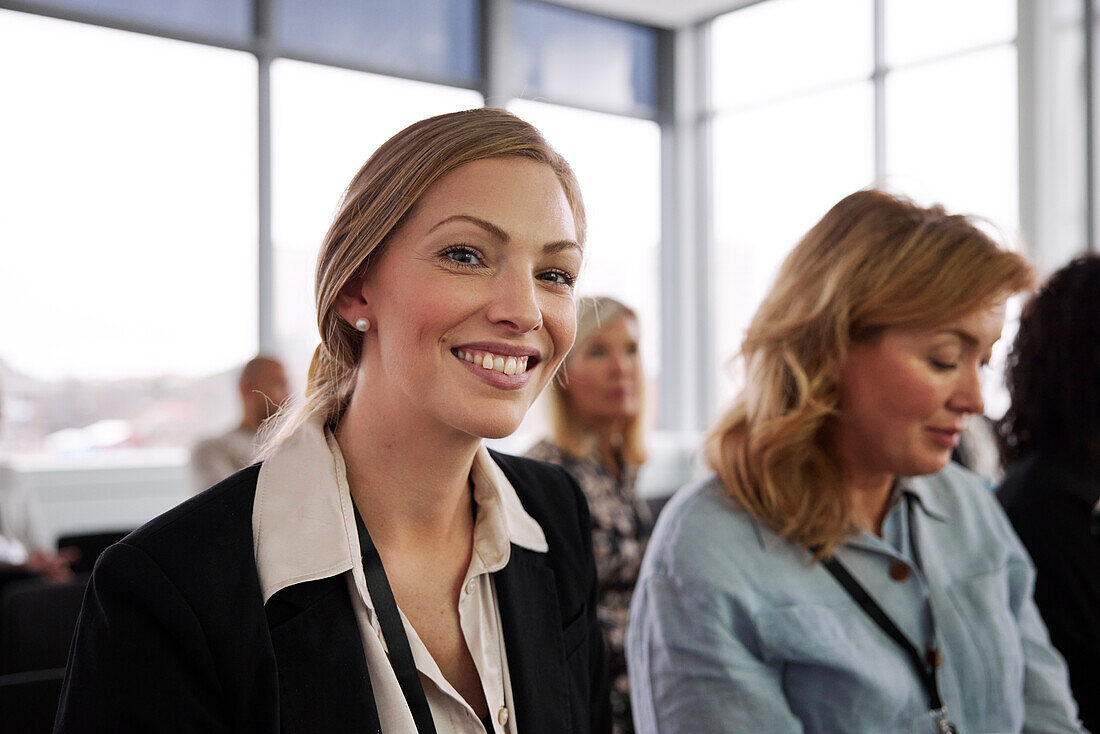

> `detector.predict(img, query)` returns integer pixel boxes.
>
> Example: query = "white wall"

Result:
[9,449,191,547]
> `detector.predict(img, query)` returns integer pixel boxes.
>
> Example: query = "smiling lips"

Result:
[926,426,963,448]
[455,349,532,376]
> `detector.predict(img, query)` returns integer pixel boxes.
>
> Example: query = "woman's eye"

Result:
[442,246,483,267]
[929,358,958,371]
[538,269,576,288]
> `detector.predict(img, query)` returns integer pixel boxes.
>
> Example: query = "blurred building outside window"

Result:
[0,10,257,458]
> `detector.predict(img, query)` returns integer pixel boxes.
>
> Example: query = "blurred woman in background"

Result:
[998,253,1100,732]
[56,108,609,733]
[528,295,649,733]
[628,190,1085,733]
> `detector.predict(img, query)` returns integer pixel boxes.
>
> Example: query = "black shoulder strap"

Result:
[819,551,957,733]
[820,557,943,710]
[353,503,438,734]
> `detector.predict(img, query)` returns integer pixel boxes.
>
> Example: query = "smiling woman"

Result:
[55,109,610,734]
[335,158,583,442]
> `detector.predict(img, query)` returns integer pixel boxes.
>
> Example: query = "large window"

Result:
[0,10,257,453]
[884,4,1018,231]
[273,0,480,86]
[710,0,874,405]
[709,0,1021,413]
[510,0,659,116]
[11,0,253,43]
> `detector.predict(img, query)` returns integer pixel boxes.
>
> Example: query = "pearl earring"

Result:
[355,317,370,332]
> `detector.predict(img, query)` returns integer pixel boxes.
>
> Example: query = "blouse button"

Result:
[465,579,476,595]
[926,648,944,669]
[497,706,509,726]
[889,562,910,582]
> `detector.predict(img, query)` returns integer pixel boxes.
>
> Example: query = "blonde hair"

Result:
[261,108,585,455]
[545,296,647,466]
[705,189,1034,557]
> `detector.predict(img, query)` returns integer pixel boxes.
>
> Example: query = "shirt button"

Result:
[889,562,910,582]
[465,579,476,595]
[926,648,943,668]
[497,706,509,726]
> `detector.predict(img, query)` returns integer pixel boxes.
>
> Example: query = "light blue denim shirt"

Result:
[627,463,1086,734]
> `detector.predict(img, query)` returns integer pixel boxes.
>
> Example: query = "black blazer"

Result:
[54,451,611,733]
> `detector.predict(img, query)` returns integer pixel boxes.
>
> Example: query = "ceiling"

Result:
[543,0,757,28]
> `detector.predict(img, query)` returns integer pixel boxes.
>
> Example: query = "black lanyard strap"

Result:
[817,495,958,733]
[820,557,943,710]
[820,557,957,733]
[353,503,438,734]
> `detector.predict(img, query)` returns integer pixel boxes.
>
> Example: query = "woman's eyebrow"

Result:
[429,214,581,255]
[429,214,509,241]
[933,329,978,347]
[928,330,981,347]
[544,240,582,255]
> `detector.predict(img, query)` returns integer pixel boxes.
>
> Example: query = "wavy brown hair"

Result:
[260,108,585,455]
[999,254,1100,466]
[705,189,1034,556]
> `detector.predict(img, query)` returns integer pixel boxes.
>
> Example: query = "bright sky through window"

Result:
[0,10,258,381]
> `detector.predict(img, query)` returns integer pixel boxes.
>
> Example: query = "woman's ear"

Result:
[334,275,370,327]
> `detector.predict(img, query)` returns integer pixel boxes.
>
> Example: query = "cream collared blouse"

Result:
[253,422,548,733]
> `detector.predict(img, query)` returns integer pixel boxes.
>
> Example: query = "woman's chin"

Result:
[456,413,525,441]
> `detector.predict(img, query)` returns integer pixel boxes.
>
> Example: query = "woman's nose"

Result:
[610,353,632,376]
[948,363,985,416]
[485,270,542,333]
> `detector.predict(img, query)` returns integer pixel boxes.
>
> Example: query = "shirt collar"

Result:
[896,473,952,523]
[470,443,548,562]
[746,471,953,556]
[253,420,546,604]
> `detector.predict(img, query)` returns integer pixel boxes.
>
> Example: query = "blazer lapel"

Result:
[266,574,383,734]
[496,545,573,734]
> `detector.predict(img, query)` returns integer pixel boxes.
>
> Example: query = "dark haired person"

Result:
[998,253,1100,732]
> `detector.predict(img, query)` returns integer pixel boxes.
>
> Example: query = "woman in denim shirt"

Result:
[627,190,1087,733]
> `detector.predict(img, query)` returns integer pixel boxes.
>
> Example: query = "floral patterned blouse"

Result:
[526,439,651,734]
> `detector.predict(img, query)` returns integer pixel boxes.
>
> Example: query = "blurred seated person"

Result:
[527,295,649,733]
[190,356,289,492]
[0,382,76,590]
[997,254,1100,732]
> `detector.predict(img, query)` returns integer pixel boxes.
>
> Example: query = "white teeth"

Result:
[460,350,531,376]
